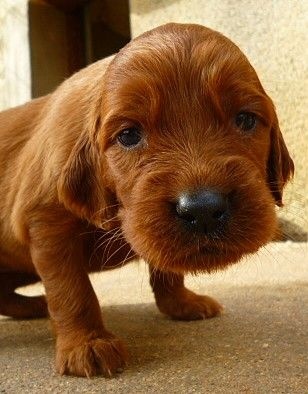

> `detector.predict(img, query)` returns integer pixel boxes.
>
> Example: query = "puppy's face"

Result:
[61,24,293,274]
[95,24,294,274]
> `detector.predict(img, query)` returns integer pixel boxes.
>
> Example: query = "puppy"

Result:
[0,23,294,377]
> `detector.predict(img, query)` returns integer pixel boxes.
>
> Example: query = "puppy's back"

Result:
[0,97,49,169]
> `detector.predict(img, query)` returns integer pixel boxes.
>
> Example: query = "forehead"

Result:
[102,25,270,126]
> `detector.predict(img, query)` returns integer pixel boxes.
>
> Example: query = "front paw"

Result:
[156,288,223,321]
[56,334,128,377]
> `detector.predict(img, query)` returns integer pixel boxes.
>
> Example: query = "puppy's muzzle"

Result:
[175,189,230,236]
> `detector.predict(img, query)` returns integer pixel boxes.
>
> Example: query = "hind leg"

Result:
[0,272,48,318]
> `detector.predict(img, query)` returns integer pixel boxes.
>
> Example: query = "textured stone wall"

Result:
[130,0,308,236]
[0,0,31,111]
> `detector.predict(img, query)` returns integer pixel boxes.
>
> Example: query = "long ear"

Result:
[267,119,294,207]
[57,131,117,229]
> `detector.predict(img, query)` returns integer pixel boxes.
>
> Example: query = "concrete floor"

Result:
[0,241,307,393]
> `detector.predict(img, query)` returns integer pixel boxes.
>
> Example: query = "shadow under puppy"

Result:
[0,23,294,377]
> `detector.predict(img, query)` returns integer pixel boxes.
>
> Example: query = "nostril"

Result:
[180,213,197,225]
[175,200,198,226]
[212,210,226,220]
[175,205,194,223]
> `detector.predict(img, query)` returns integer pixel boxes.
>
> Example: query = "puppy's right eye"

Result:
[117,128,142,148]
[235,112,257,132]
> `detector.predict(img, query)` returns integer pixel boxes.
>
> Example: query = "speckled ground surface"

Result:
[0,242,307,393]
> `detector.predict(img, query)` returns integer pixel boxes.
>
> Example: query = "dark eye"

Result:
[235,112,257,132]
[117,128,142,148]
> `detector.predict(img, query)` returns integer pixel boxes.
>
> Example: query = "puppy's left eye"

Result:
[235,112,257,132]
[117,128,142,148]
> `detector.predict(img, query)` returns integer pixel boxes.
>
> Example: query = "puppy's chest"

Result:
[84,231,135,272]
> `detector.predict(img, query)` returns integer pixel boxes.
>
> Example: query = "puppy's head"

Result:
[60,23,294,274]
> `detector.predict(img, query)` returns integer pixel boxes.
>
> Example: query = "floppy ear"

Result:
[267,120,294,207]
[57,131,117,229]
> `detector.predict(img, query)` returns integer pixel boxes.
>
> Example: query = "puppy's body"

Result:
[0,59,128,272]
[0,24,293,377]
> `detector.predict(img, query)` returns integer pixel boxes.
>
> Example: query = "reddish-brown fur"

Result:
[0,24,294,377]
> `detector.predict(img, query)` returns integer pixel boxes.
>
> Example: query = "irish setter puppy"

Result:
[0,23,294,377]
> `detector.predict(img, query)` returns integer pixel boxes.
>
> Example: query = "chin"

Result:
[120,199,278,275]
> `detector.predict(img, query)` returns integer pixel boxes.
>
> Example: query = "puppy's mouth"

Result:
[119,179,277,274]
[121,208,275,274]
[182,238,242,259]
[197,245,224,255]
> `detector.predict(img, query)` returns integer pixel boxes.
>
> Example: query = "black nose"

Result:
[175,189,229,235]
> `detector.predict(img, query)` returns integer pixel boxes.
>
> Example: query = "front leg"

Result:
[30,218,127,377]
[149,266,223,320]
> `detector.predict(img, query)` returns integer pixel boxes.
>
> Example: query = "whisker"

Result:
[101,242,132,270]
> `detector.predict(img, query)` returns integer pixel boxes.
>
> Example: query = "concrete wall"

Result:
[130,0,308,236]
[0,0,31,110]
